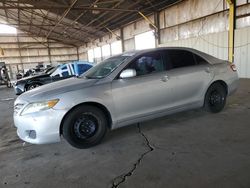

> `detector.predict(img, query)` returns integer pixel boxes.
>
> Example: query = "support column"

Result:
[226,0,235,63]
[120,27,125,52]
[154,11,161,47]
[16,31,23,70]
[0,47,4,56]
[76,46,80,60]
[47,39,52,65]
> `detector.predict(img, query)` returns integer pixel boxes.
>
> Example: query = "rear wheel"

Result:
[62,105,107,149]
[204,83,227,113]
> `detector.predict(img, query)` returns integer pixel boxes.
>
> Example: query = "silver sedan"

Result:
[13,47,239,149]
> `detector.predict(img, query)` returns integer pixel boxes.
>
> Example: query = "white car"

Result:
[13,47,239,149]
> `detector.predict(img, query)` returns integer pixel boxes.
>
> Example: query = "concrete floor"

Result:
[0,79,250,188]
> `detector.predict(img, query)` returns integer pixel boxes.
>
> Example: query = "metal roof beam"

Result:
[46,0,78,38]
[0,5,138,12]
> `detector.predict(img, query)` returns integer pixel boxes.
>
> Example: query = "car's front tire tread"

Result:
[62,105,107,149]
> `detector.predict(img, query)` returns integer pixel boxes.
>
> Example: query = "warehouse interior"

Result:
[0,0,250,187]
[0,0,249,78]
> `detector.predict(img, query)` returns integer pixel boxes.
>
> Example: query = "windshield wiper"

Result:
[85,76,96,79]
[85,75,103,79]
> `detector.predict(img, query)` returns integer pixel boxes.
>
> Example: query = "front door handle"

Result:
[161,75,169,82]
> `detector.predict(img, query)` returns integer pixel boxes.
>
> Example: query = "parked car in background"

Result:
[16,66,55,80]
[13,61,93,95]
[13,47,239,149]
[44,66,55,74]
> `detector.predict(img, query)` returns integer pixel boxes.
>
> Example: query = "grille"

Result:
[14,103,25,114]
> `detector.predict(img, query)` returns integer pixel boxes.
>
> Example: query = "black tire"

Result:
[62,105,107,149]
[27,82,42,90]
[204,83,227,113]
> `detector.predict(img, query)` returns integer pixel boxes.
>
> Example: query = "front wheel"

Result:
[62,105,107,149]
[204,83,227,113]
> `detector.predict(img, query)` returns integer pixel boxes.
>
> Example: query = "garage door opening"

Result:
[135,30,156,50]
[102,44,111,60]
[94,47,102,63]
[111,41,122,55]
[87,49,94,63]
[0,24,17,34]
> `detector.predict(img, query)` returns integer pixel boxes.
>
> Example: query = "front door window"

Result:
[126,52,165,77]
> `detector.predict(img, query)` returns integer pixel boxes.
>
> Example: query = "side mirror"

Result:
[120,69,136,79]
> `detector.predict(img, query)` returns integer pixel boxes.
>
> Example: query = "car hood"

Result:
[17,77,98,102]
[17,74,50,82]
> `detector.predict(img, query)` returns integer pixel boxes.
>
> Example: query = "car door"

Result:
[111,51,176,124]
[61,64,73,77]
[162,49,214,107]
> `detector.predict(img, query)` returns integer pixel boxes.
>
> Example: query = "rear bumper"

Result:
[227,77,239,96]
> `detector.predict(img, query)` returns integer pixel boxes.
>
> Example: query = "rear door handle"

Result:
[161,75,169,82]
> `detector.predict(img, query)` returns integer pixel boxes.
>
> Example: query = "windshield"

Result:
[84,55,129,79]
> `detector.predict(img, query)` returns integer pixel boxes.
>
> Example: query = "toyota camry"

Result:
[13,47,239,149]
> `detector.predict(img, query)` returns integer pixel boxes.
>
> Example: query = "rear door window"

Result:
[194,54,208,65]
[167,50,197,69]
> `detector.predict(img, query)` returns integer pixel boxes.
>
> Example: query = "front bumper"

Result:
[14,85,24,95]
[14,108,67,144]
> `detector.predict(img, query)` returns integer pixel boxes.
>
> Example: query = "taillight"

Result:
[230,64,237,72]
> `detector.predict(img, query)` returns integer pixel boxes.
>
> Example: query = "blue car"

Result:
[14,61,93,95]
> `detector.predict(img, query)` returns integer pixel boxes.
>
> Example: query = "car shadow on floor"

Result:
[103,107,210,145]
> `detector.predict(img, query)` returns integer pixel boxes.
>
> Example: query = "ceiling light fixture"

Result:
[92,5,100,15]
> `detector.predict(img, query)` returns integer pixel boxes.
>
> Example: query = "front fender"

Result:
[53,84,117,126]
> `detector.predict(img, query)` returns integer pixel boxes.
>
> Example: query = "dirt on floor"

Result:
[0,79,250,188]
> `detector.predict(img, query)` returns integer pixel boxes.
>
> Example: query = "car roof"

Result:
[59,61,93,66]
[118,47,224,65]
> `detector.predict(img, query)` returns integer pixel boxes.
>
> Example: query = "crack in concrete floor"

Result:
[110,123,154,188]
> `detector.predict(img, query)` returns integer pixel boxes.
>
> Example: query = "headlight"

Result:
[21,99,59,116]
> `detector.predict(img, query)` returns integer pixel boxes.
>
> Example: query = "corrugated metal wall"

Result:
[82,1,250,78]
[157,0,250,78]
[158,29,250,79]
[159,31,229,61]
[0,31,79,79]
[235,27,250,78]
[2,0,249,78]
